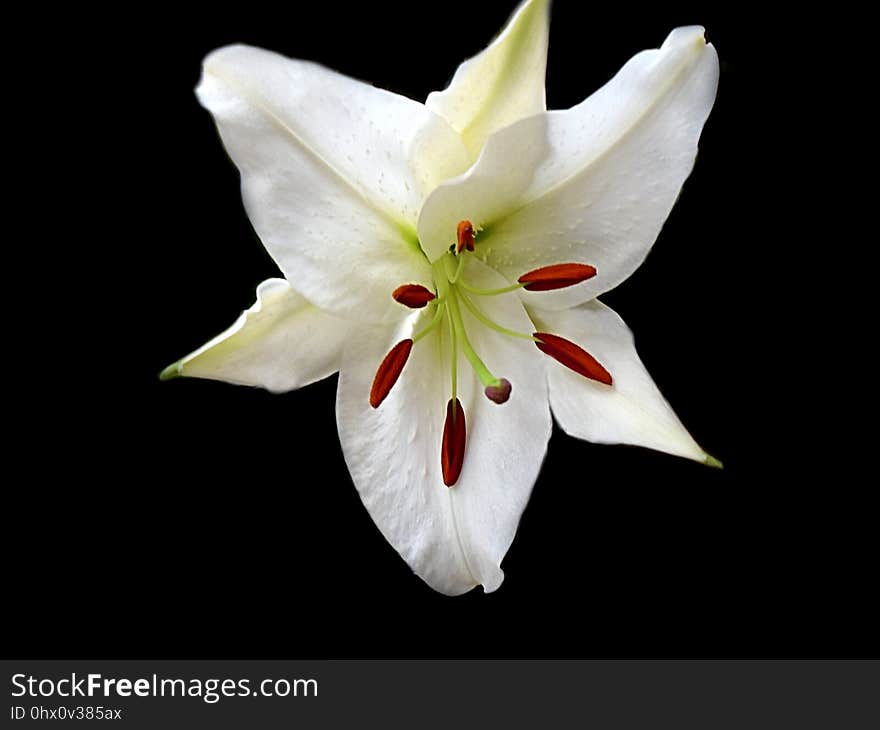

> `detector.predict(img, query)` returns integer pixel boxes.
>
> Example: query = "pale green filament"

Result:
[433,260,458,400]
[456,278,525,296]
[450,253,466,284]
[412,299,445,344]
[441,251,467,284]
[446,299,458,399]
[457,292,538,342]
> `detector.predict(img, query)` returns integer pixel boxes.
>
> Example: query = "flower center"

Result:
[371,221,612,487]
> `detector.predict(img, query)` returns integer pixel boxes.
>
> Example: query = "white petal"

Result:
[164,278,350,393]
[336,260,551,595]
[197,45,470,323]
[418,26,719,312]
[529,300,711,463]
[426,0,549,160]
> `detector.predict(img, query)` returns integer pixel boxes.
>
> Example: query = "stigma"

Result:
[370,220,612,487]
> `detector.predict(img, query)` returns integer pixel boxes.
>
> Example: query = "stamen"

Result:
[369,339,413,408]
[518,263,597,291]
[533,332,612,385]
[392,284,436,308]
[456,220,475,253]
[441,397,466,486]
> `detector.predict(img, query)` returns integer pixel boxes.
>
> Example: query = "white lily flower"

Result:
[161,0,721,595]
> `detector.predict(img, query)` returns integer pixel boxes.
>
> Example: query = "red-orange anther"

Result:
[392,284,436,308]
[518,263,597,291]
[533,332,612,385]
[441,397,466,486]
[369,339,413,408]
[456,220,475,253]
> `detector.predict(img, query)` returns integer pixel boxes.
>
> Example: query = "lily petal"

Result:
[529,300,711,463]
[336,260,550,595]
[426,0,550,161]
[163,278,349,393]
[418,26,719,312]
[197,45,470,324]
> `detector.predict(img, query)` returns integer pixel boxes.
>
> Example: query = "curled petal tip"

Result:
[159,362,182,381]
[704,454,724,470]
[665,25,711,52]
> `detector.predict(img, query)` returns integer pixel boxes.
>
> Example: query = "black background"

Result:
[8,2,871,658]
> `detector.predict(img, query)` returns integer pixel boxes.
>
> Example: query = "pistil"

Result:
[447,289,500,389]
